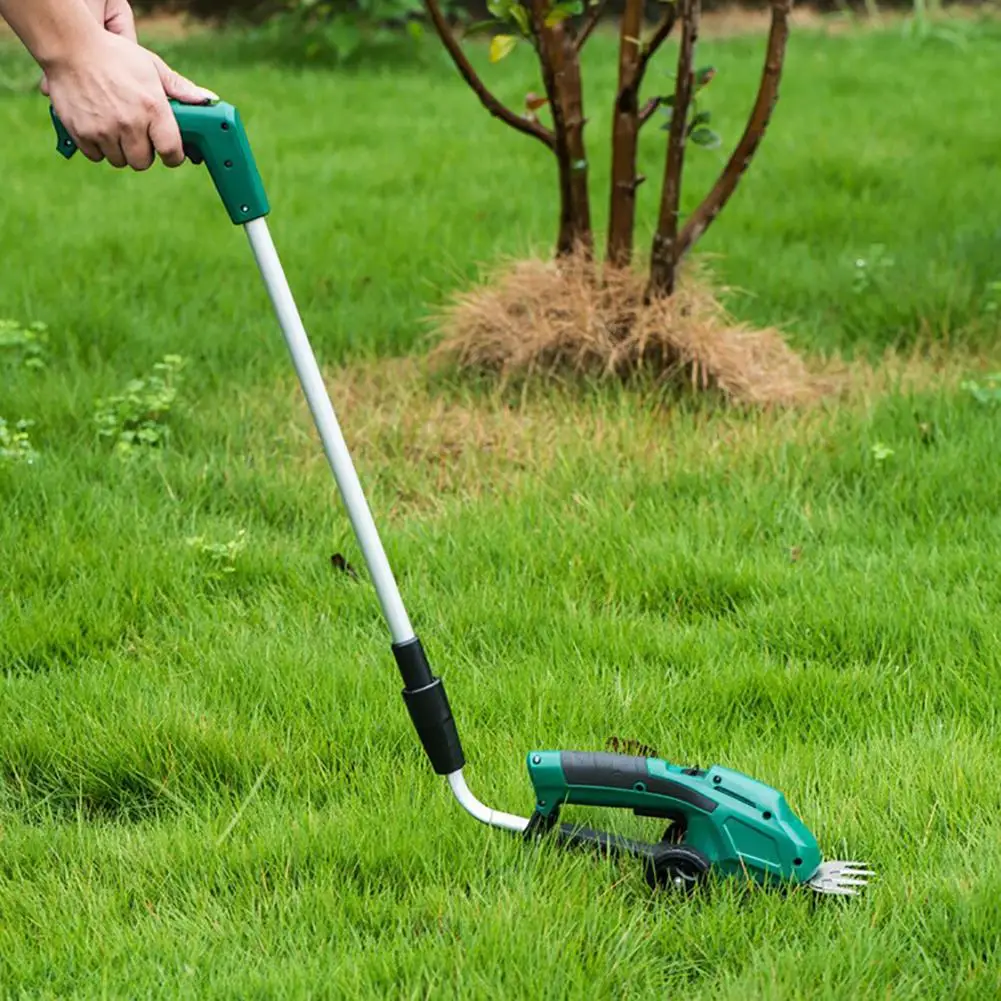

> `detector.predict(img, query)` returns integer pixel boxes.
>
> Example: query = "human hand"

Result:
[44,29,216,170]
[86,0,138,38]
[40,0,218,170]
[38,0,130,95]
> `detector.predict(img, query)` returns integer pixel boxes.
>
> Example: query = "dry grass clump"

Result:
[430,252,834,407]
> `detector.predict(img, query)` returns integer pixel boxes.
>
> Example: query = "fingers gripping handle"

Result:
[50,100,270,226]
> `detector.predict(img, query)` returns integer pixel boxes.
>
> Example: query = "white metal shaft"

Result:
[447,771,529,833]
[245,218,529,835]
[244,218,414,645]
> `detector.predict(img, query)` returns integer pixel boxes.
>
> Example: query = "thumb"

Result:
[150,53,218,105]
[105,0,139,41]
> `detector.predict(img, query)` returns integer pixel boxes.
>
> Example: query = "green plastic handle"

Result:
[50,99,270,226]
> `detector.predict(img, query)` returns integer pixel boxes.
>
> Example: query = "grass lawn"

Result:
[3,11,1001,998]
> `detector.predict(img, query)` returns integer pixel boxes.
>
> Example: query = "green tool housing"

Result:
[526,750,823,890]
[50,100,269,226]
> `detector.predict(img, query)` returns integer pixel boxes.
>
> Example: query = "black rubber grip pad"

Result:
[560,751,717,813]
[392,637,435,690]
[402,678,465,775]
[394,638,464,776]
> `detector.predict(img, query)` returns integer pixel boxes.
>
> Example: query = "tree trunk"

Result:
[559,28,592,257]
[647,0,700,299]
[533,3,591,258]
[606,0,644,268]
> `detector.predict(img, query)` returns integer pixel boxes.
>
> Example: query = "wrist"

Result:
[33,11,105,73]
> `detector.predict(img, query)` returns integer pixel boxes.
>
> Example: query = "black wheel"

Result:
[644,844,711,895]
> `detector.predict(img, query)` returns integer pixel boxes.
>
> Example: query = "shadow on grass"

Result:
[1,723,271,826]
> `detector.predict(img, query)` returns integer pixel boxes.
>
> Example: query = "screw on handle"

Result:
[49,99,270,226]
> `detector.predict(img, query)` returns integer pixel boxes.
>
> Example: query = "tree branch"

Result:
[422,0,555,149]
[638,96,662,127]
[647,0,699,298]
[574,0,609,52]
[631,4,679,88]
[675,0,790,262]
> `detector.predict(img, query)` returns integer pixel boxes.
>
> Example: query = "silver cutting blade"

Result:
[806,860,875,896]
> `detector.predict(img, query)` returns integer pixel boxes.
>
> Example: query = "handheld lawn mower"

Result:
[49,100,872,898]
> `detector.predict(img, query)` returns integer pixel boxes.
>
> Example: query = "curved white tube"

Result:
[447,771,530,833]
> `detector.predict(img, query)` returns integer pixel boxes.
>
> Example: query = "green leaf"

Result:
[689,126,721,149]
[545,1,583,25]
[486,0,529,30]
[489,33,518,61]
[462,18,503,34]
[510,3,530,33]
[962,373,1001,405]
[694,65,716,88]
[689,109,711,129]
[490,33,520,61]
